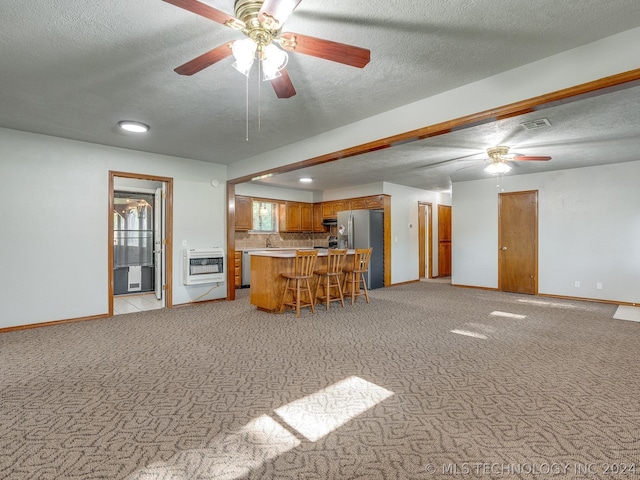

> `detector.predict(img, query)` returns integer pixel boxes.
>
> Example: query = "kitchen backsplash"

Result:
[235,229,336,249]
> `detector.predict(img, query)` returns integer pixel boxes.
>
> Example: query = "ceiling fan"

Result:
[484,145,551,174]
[163,0,371,98]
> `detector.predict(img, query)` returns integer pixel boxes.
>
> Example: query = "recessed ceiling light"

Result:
[118,121,150,133]
[299,177,313,183]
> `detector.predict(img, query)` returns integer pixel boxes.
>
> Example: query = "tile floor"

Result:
[114,292,164,315]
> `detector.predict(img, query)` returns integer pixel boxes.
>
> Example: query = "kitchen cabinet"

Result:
[235,195,253,231]
[279,202,313,232]
[312,203,326,232]
[234,251,242,288]
[365,195,385,209]
[349,195,385,210]
[321,200,347,219]
[286,202,302,231]
[300,203,312,231]
[348,197,367,210]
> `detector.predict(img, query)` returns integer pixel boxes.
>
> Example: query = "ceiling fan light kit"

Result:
[484,161,512,175]
[483,145,551,175]
[163,0,371,99]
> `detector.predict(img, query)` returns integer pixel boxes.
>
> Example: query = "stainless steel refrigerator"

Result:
[337,209,384,289]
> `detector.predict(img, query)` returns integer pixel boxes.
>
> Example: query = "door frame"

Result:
[108,171,174,316]
[418,202,433,279]
[498,190,538,294]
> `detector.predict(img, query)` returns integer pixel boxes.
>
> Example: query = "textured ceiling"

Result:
[1,0,640,190]
[255,83,640,191]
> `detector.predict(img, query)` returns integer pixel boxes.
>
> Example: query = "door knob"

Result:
[501,246,508,251]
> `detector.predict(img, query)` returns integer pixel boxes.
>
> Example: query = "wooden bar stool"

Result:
[279,249,318,317]
[313,248,348,311]
[342,247,373,305]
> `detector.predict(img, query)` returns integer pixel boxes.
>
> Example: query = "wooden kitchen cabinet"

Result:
[365,195,385,209]
[279,202,313,232]
[286,202,302,231]
[349,195,385,210]
[300,203,313,231]
[312,203,326,232]
[349,197,367,209]
[321,200,347,219]
[234,251,242,288]
[235,195,253,231]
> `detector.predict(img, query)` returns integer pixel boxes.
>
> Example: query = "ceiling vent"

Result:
[520,118,551,130]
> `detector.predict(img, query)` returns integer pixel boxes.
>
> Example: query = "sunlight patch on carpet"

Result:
[491,311,527,319]
[128,415,300,480]
[517,298,583,309]
[450,329,488,340]
[613,305,640,323]
[274,376,394,442]
[127,376,393,479]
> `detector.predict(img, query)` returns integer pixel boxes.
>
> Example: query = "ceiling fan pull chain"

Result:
[258,58,262,132]
[245,73,249,142]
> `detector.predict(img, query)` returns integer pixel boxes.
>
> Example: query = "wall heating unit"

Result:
[183,248,225,285]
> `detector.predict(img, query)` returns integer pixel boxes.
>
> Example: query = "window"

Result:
[252,201,277,232]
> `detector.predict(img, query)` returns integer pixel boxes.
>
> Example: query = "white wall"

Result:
[452,161,640,304]
[382,183,451,284]
[0,127,227,329]
[235,183,315,203]
[321,183,385,201]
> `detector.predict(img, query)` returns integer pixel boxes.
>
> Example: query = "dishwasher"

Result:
[241,250,252,287]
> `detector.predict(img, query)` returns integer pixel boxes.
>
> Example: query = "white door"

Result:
[154,186,165,301]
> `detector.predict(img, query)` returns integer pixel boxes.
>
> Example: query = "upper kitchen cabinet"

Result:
[312,203,326,232]
[321,200,347,219]
[349,195,386,210]
[235,195,253,231]
[286,202,302,231]
[280,202,313,232]
[300,203,313,232]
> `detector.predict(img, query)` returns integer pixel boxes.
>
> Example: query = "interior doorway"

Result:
[109,172,174,316]
[418,202,432,279]
[498,190,538,294]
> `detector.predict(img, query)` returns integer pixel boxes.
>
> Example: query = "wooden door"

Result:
[498,191,538,294]
[438,205,452,277]
[418,203,432,279]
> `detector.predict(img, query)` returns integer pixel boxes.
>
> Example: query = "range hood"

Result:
[322,218,338,226]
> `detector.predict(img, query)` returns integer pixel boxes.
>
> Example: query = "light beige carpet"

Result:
[1,284,639,479]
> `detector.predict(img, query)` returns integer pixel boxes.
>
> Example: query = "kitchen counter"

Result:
[241,247,327,252]
[249,249,355,312]
[249,248,335,258]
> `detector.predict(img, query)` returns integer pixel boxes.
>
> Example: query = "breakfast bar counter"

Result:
[249,249,354,313]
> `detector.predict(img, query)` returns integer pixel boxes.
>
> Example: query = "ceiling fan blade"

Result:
[280,32,370,68]
[270,68,296,98]
[174,43,233,76]
[259,0,302,27]
[513,156,552,161]
[162,0,241,27]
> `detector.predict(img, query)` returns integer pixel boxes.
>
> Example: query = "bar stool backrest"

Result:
[326,248,347,274]
[294,249,318,278]
[353,247,373,273]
